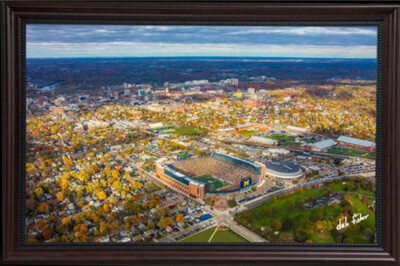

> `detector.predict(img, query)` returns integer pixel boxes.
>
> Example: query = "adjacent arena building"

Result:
[264,161,305,182]
[155,152,304,200]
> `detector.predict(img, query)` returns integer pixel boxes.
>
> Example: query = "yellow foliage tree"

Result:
[176,213,186,223]
[61,216,72,227]
[36,202,49,214]
[103,204,112,213]
[56,192,64,202]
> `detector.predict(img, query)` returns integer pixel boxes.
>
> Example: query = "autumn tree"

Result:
[61,217,72,227]
[36,202,50,214]
[176,213,186,223]
[26,197,36,210]
[147,221,155,230]
[157,216,175,229]
[42,229,54,240]
[125,217,133,229]
[56,192,64,202]
[271,219,282,231]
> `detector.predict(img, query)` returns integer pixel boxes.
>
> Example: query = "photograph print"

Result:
[25,25,377,244]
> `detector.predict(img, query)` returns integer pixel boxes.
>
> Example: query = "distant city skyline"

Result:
[27,25,377,59]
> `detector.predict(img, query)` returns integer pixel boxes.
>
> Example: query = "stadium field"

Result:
[193,174,231,190]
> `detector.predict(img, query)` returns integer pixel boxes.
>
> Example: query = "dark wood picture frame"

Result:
[2,1,399,264]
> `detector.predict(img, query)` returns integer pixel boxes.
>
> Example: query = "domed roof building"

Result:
[265,161,304,181]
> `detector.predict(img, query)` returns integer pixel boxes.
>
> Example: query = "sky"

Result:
[26,25,377,59]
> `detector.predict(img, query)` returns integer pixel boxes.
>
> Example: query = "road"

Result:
[159,218,217,243]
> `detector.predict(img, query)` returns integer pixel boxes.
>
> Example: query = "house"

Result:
[120,237,132,243]
[138,223,146,230]
[120,230,132,238]
[143,229,156,237]
[177,222,185,228]
[99,236,110,243]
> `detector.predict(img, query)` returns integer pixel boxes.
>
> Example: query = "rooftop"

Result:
[311,139,337,150]
[337,136,375,147]
[249,136,278,145]
[265,161,303,177]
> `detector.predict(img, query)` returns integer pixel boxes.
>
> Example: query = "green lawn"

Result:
[248,188,328,229]
[268,133,295,142]
[239,129,260,135]
[239,178,376,244]
[145,182,161,192]
[326,182,347,192]
[153,126,175,131]
[179,226,249,243]
[210,230,249,243]
[193,174,231,190]
[348,195,375,229]
[327,181,375,197]
[310,231,335,243]
[174,127,201,136]
[179,227,216,242]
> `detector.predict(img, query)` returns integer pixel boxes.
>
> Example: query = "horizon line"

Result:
[26,55,377,60]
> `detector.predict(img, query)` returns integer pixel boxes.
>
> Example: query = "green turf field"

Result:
[210,230,249,243]
[268,133,295,142]
[327,147,366,156]
[145,182,161,192]
[179,227,216,242]
[239,129,260,135]
[179,226,249,243]
[153,126,175,131]
[193,174,231,190]
[173,127,201,136]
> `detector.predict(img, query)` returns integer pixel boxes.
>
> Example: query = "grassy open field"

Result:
[179,227,216,242]
[173,127,201,136]
[210,230,249,243]
[238,178,375,244]
[193,174,231,190]
[239,129,261,135]
[247,187,328,230]
[179,226,249,243]
[327,181,375,197]
[268,133,295,142]
[145,182,161,192]
[153,126,175,131]
[328,147,366,156]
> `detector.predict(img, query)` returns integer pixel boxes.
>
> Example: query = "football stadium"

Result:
[156,152,266,200]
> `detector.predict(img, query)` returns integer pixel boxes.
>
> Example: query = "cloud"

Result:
[225,27,377,36]
[26,25,377,58]
[27,41,376,59]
